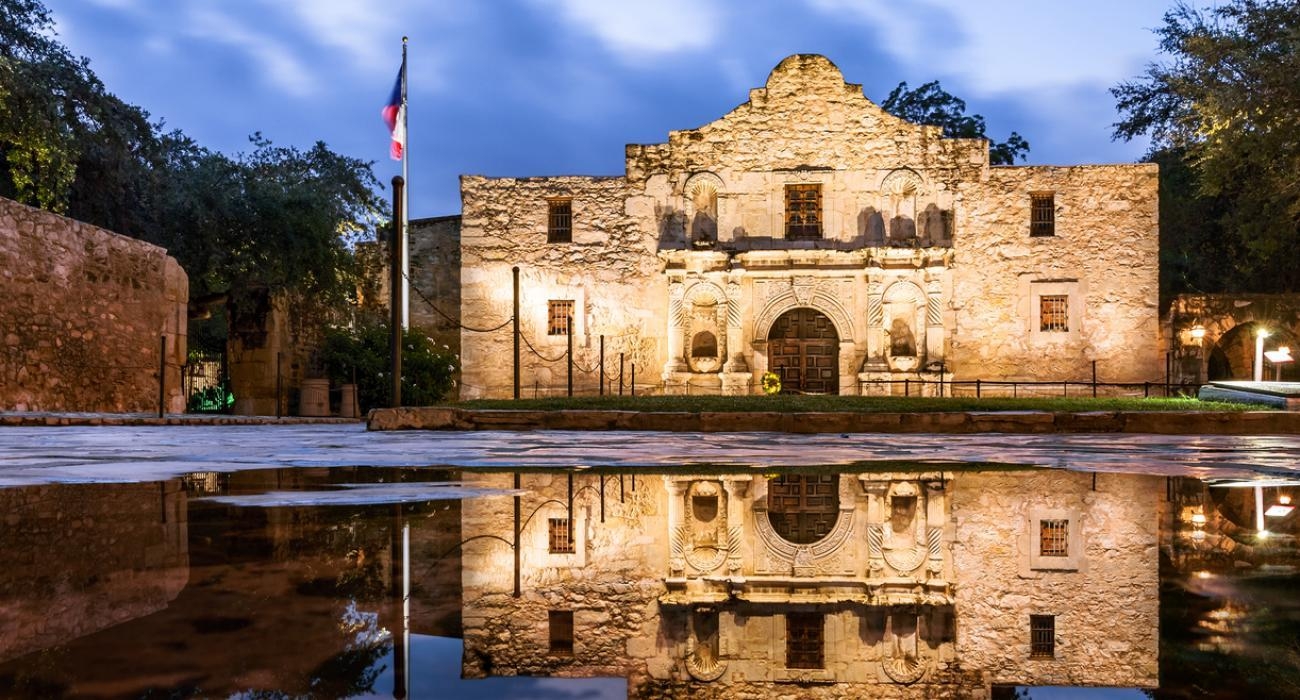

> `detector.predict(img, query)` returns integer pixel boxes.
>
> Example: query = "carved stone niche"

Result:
[861,474,950,605]
[672,480,737,576]
[685,282,728,374]
[684,606,726,682]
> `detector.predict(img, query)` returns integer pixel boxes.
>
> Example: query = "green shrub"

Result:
[321,320,456,410]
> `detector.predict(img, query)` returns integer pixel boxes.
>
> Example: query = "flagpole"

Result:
[400,36,410,330]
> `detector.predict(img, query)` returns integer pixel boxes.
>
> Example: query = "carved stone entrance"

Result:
[768,308,839,394]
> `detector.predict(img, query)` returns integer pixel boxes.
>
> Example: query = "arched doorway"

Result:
[768,308,839,394]
[1209,322,1299,382]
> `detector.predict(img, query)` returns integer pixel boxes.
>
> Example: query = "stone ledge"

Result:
[0,412,360,427]
[366,407,1300,435]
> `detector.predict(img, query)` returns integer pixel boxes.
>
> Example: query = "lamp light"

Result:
[1191,512,1208,526]
[1254,329,1271,382]
[1190,326,1207,341]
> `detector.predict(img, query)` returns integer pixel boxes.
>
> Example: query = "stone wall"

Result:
[409,216,462,352]
[952,470,1160,688]
[454,55,1161,398]
[956,166,1161,381]
[0,196,188,412]
[459,176,660,398]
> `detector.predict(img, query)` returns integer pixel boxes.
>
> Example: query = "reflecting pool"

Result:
[0,427,1297,699]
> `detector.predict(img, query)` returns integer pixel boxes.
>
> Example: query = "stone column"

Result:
[722,478,750,576]
[666,478,688,577]
[664,281,689,374]
[865,279,887,371]
[925,278,945,365]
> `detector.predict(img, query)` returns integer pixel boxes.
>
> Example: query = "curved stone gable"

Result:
[626,53,989,179]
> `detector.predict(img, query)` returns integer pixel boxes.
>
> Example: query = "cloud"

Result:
[534,0,725,62]
[183,5,319,97]
[807,0,1166,95]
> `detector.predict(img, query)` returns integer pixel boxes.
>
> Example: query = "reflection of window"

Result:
[548,517,574,553]
[1030,615,1055,658]
[547,199,572,243]
[1040,519,1069,557]
[1030,193,1055,237]
[1040,295,1069,332]
[549,610,574,655]
[785,184,822,240]
[786,613,824,669]
[548,300,575,336]
[768,475,838,544]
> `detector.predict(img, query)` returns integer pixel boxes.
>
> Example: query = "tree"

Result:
[1113,0,1300,293]
[881,81,1030,165]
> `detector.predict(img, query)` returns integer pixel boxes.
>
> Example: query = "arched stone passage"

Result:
[767,307,840,394]
[1208,321,1299,381]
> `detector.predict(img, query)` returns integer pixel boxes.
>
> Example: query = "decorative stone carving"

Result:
[791,276,817,306]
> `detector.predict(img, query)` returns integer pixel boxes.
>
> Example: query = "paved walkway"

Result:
[1,422,1298,489]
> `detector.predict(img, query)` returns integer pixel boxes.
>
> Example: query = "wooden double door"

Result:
[768,308,839,394]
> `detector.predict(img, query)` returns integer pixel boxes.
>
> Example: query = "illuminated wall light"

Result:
[1194,571,1213,579]
[1258,530,1271,540]
[1190,326,1207,341]
[1190,512,1208,526]
[1264,504,1294,517]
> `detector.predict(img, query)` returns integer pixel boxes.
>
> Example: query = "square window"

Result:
[548,199,572,243]
[1040,295,1068,332]
[549,610,574,655]
[548,517,574,554]
[786,612,824,669]
[548,300,575,336]
[1030,615,1056,658]
[1040,519,1069,557]
[1030,193,1055,237]
[785,184,823,240]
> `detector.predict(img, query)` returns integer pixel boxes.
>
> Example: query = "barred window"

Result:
[1040,295,1069,332]
[1030,193,1055,237]
[1030,615,1056,658]
[1040,519,1069,557]
[785,184,823,240]
[548,199,572,243]
[549,610,574,655]
[548,517,574,553]
[786,613,825,669]
[548,300,575,336]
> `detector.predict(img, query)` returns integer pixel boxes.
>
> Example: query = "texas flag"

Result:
[382,65,406,161]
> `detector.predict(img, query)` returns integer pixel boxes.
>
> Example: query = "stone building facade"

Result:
[453,54,1161,398]
[458,467,1160,697]
[0,196,188,412]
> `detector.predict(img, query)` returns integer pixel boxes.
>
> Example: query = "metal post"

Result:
[567,314,574,397]
[513,472,521,597]
[1092,360,1098,398]
[158,335,166,418]
[631,362,636,396]
[1165,351,1172,397]
[513,266,521,400]
[619,473,625,502]
[275,351,282,419]
[567,471,574,544]
[390,176,405,408]
[904,378,910,397]
[599,335,605,397]
[975,379,981,399]
[599,475,605,523]
[619,353,625,396]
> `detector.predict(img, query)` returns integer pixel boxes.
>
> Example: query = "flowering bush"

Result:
[761,371,782,395]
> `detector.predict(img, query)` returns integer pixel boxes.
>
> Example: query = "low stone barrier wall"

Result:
[367,407,1300,434]
[0,197,188,412]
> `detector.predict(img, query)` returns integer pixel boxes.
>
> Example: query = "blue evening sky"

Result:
[55,0,1182,218]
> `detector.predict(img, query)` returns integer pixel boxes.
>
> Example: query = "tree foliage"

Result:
[1113,0,1300,293]
[0,0,385,331]
[882,80,1030,165]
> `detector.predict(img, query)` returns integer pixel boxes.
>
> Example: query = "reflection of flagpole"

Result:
[401,36,410,329]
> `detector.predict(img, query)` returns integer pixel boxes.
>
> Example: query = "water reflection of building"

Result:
[460,469,1160,697]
